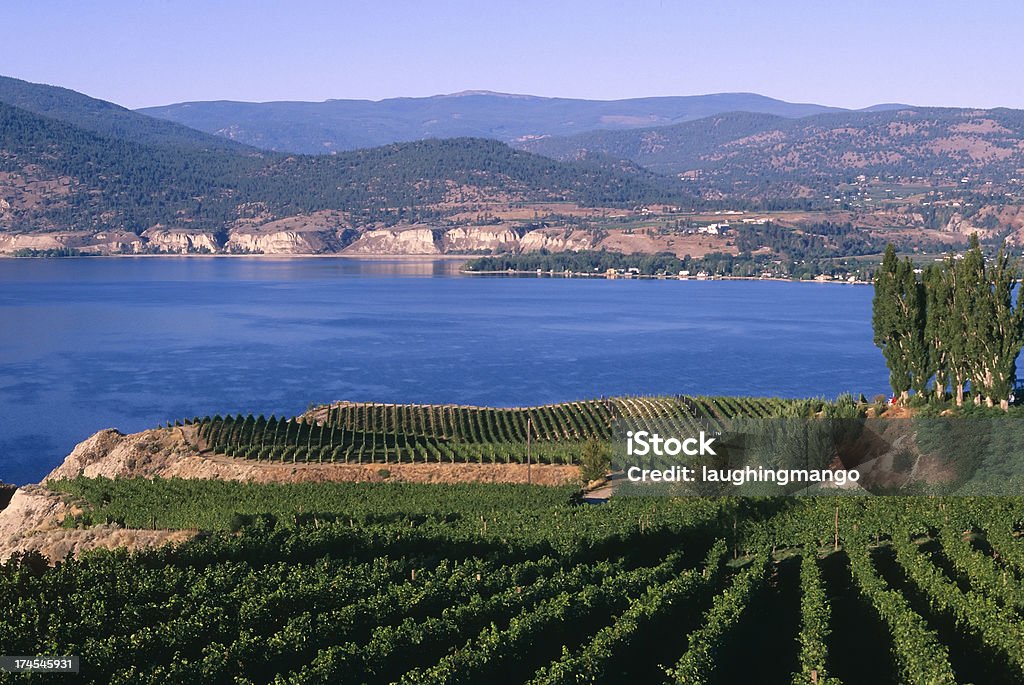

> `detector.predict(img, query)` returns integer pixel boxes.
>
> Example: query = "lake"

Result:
[0,257,888,484]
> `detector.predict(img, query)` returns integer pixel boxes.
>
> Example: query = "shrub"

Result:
[579,439,612,483]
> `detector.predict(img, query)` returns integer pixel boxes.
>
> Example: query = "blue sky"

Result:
[3,0,1022,109]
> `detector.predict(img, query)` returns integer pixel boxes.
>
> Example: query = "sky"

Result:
[2,0,1023,110]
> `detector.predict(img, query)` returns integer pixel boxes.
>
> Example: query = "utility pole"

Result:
[527,417,532,485]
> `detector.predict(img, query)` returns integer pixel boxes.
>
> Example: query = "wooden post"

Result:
[834,505,840,552]
[527,417,532,484]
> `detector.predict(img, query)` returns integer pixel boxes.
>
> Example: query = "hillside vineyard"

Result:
[6,484,1024,684]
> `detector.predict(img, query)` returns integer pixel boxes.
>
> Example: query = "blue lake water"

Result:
[0,257,889,484]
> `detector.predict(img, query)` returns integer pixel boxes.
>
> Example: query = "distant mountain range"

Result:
[0,76,686,238]
[136,89,1024,196]
[138,91,904,154]
[516,108,1024,191]
[5,74,1024,254]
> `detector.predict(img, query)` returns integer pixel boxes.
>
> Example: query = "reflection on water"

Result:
[0,257,887,484]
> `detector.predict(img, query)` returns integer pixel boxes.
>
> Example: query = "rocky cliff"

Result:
[520,228,601,252]
[142,228,220,253]
[0,215,604,257]
[342,224,600,255]
[441,226,524,252]
[343,227,446,254]
[226,228,342,254]
[0,425,578,562]
[0,230,144,254]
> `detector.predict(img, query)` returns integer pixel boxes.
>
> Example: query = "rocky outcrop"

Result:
[0,423,579,562]
[0,486,190,563]
[142,228,220,253]
[0,218,599,257]
[226,228,341,254]
[441,226,524,252]
[0,233,67,251]
[0,232,92,253]
[344,227,445,254]
[0,231,146,254]
[86,231,146,253]
[521,228,600,252]
[342,224,595,255]
[225,211,352,254]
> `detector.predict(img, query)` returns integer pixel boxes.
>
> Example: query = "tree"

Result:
[924,264,951,401]
[975,243,1024,409]
[873,245,918,402]
[899,258,930,396]
[579,439,612,484]
[874,236,1024,411]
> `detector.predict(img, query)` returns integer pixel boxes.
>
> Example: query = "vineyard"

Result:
[6,480,1024,684]
[185,395,811,465]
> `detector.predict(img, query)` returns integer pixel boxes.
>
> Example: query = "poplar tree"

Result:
[874,235,1024,410]
[959,235,989,405]
[873,245,913,401]
[900,258,930,396]
[976,243,1024,409]
[924,263,950,400]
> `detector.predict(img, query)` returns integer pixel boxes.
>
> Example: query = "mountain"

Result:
[0,75,247,152]
[518,107,1024,193]
[136,91,849,154]
[0,96,688,238]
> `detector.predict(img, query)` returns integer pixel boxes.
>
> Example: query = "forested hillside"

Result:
[0,100,688,234]
[0,75,246,152]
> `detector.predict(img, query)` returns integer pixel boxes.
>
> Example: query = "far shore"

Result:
[0,252,472,261]
[0,252,872,284]
[461,268,872,285]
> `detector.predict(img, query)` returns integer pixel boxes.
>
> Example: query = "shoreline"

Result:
[0,253,871,284]
[460,269,872,285]
[0,252,472,261]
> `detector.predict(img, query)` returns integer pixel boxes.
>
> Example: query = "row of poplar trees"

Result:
[872,235,1024,410]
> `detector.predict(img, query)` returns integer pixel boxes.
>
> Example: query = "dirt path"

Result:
[582,471,626,503]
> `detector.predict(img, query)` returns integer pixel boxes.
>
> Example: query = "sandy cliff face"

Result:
[226,228,338,254]
[142,228,220,253]
[0,217,598,257]
[521,228,600,252]
[344,227,445,254]
[343,224,596,255]
[0,233,72,252]
[0,231,147,254]
[225,211,352,254]
[441,226,524,252]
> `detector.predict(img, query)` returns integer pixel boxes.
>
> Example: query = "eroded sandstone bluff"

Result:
[0,219,604,256]
[0,425,578,562]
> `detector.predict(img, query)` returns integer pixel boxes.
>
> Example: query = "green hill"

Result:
[0,98,690,234]
[0,74,247,152]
